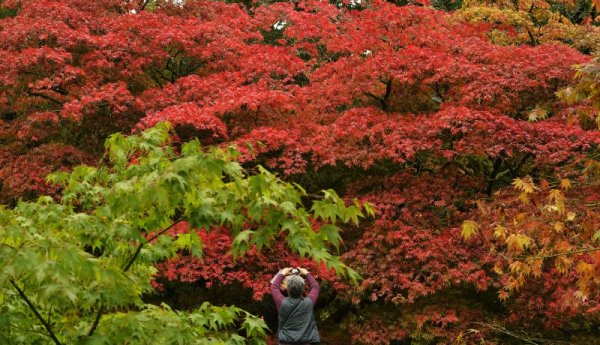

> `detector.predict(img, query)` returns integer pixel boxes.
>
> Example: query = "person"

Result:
[270,267,320,345]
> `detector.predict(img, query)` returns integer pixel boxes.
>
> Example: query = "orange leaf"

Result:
[498,290,509,301]
[560,178,572,190]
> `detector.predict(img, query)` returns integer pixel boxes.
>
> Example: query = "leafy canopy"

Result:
[1,0,600,342]
[0,122,370,345]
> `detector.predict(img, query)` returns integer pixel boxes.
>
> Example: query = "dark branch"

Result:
[486,154,504,196]
[26,90,63,105]
[511,152,533,178]
[123,218,183,272]
[87,308,103,337]
[365,78,393,111]
[9,278,63,345]
[364,92,384,103]
[87,217,184,337]
[381,78,393,111]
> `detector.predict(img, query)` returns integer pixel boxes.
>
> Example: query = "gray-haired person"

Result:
[270,267,320,345]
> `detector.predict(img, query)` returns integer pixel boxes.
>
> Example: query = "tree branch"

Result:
[381,78,393,112]
[511,152,532,178]
[26,90,63,105]
[364,92,384,103]
[531,247,600,260]
[9,278,62,345]
[365,78,393,111]
[123,217,184,271]
[87,217,184,337]
[486,155,504,196]
[86,308,103,337]
[473,322,568,345]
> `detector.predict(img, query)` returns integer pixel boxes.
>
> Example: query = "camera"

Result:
[290,268,300,275]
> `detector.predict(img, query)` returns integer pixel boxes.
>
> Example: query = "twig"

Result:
[473,322,569,345]
[530,247,600,260]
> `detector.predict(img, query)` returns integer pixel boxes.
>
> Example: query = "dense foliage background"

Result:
[1,0,600,343]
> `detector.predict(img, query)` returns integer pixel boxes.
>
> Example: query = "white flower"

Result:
[129,9,137,14]
[272,20,287,30]
[363,49,372,56]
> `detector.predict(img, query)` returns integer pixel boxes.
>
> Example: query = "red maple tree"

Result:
[1,0,599,342]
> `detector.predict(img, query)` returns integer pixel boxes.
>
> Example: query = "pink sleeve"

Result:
[306,273,319,305]
[270,273,285,309]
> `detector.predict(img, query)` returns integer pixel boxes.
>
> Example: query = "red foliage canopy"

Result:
[1,0,599,342]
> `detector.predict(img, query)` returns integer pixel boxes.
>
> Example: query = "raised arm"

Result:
[270,270,286,309]
[305,273,319,305]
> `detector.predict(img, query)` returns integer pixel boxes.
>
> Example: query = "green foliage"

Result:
[550,0,595,24]
[84,303,268,345]
[431,0,463,11]
[0,123,369,344]
[0,0,18,19]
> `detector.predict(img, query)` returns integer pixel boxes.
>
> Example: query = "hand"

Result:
[281,267,293,276]
[299,267,309,276]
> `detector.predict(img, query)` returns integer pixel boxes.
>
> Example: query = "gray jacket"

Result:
[270,272,320,344]
[278,296,320,344]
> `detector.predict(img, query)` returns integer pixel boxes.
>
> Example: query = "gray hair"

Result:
[286,275,305,298]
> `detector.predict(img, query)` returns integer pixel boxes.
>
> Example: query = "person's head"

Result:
[286,275,305,298]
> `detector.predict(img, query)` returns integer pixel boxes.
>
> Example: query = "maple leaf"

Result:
[461,220,480,240]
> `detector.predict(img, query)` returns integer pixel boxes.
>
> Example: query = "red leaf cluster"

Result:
[2,0,600,342]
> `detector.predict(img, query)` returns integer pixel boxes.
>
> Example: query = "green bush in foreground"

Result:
[0,123,370,345]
